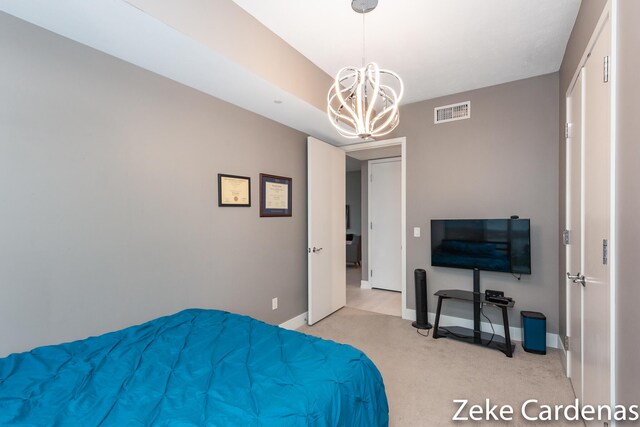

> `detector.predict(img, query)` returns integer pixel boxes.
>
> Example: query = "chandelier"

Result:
[327,0,404,140]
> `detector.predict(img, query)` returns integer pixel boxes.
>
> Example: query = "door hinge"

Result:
[604,56,609,83]
[565,123,570,138]
[603,239,608,265]
[564,336,570,351]
[563,229,571,245]
[370,222,373,230]
[370,173,373,183]
[370,270,373,278]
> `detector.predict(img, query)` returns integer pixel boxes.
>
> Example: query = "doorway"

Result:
[342,137,406,318]
[369,158,401,292]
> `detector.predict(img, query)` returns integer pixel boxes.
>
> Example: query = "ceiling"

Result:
[232,0,581,104]
[0,1,580,146]
[0,0,352,145]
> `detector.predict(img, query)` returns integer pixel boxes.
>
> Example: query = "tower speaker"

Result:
[412,269,432,330]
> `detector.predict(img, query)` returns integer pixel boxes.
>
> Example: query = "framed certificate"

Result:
[218,174,251,207]
[259,173,292,217]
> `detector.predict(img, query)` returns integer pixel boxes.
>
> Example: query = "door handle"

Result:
[566,272,586,287]
[312,247,323,253]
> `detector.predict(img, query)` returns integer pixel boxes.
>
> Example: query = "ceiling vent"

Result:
[434,101,471,124]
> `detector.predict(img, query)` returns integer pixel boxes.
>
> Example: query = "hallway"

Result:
[345,266,401,317]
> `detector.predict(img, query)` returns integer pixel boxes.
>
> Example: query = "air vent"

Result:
[434,101,471,124]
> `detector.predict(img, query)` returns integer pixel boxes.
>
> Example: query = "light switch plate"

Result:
[413,227,421,237]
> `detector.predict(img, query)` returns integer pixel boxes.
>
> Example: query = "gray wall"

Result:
[391,73,560,332]
[0,13,307,357]
[615,0,640,411]
[557,0,608,343]
[346,171,362,235]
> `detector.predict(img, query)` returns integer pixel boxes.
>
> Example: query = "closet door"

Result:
[566,70,584,401]
[582,18,612,419]
[368,158,401,291]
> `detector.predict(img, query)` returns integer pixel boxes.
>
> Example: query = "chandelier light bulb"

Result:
[327,62,404,139]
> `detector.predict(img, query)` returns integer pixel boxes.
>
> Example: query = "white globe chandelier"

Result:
[327,0,404,140]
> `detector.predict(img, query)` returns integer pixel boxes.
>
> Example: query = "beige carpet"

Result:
[298,307,578,426]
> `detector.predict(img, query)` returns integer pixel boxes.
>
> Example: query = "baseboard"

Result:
[360,280,372,289]
[279,312,308,330]
[558,335,567,354]
[403,309,560,349]
[403,308,416,321]
[558,335,568,375]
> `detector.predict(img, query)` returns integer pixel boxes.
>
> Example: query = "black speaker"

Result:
[412,269,433,330]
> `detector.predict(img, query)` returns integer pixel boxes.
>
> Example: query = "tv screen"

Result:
[430,219,531,274]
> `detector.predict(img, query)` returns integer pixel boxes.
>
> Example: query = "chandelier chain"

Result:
[362,12,366,67]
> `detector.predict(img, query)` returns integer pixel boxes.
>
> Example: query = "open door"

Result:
[307,137,346,325]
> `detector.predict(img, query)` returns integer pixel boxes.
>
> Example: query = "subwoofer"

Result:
[412,269,433,330]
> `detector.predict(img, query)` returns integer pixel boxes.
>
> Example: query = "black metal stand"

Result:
[432,285,515,358]
[472,268,481,343]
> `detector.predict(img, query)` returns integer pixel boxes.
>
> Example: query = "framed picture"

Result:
[259,173,292,217]
[218,174,251,207]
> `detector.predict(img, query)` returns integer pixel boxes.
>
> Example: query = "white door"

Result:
[582,19,611,418]
[369,158,401,291]
[566,70,583,400]
[307,137,346,325]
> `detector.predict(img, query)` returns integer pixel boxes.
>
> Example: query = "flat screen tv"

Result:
[430,218,531,274]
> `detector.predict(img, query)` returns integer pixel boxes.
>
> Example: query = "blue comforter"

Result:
[0,309,388,426]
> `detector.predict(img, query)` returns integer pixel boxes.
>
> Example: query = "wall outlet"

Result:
[272,297,278,310]
[413,227,421,237]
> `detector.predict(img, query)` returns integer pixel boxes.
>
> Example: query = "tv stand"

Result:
[432,269,516,357]
[472,268,481,342]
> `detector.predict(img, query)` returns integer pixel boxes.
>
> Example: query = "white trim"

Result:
[360,280,372,289]
[404,308,560,349]
[343,137,408,320]
[368,158,400,165]
[547,334,561,350]
[566,1,612,97]
[343,137,406,152]
[565,85,573,380]
[609,0,618,412]
[278,312,308,330]
[558,334,568,376]
[579,65,586,401]
[403,308,416,321]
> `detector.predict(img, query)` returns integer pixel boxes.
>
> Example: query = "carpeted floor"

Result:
[298,307,578,426]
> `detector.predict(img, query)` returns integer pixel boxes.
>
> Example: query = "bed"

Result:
[0,309,388,426]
